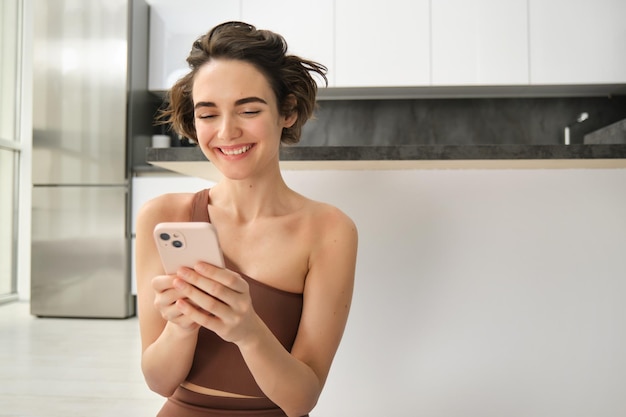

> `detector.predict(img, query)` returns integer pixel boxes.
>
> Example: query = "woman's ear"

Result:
[282,94,298,128]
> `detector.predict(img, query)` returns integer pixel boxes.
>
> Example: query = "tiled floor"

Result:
[0,301,164,417]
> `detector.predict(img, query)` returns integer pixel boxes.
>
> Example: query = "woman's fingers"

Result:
[151,274,196,327]
[193,262,249,294]
[175,297,220,329]
[173,277,227,318]
[176,264,248,306]
[172,265,256,343]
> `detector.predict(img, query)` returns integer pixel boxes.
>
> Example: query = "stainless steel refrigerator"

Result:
[31,0,149,318]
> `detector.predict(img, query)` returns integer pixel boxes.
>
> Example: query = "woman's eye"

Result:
[197,114,216,119]
[241,110,261,116]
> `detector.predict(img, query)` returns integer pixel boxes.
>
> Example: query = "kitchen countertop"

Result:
[145,144,626,180]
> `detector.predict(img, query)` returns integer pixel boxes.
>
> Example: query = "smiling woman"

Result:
[136,21,357,417]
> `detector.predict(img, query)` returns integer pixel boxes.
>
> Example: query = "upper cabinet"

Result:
[147,0,626,93]
[431,0,529,85]
[147,0,333,91]
[148,0,240,91]
[334,0,430,87]
[241,0,334,87]
[529,0,626,84]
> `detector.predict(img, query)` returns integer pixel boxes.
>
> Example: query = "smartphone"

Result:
[153,222,225,274]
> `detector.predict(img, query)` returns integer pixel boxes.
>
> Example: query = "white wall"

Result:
[274,168,626,417]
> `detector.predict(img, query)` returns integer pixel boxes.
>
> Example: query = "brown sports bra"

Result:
[175,188,304,397]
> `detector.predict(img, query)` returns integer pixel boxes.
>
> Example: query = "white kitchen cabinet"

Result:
[147,0,626,94]
[529,0,626,84]
[147,0,241,91]
[241,0,334,87]
[335,0,430,87]
[431,0,529,85]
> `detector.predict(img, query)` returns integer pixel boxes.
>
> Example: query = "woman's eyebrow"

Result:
[194,96,268,110]
[235,96,267,106]
[194,101,216,110]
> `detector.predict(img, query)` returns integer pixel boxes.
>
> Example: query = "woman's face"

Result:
[191,59,296,180]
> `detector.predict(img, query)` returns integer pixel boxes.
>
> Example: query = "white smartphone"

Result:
[153,222,225,274]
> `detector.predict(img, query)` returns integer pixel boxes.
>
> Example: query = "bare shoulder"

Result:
[137,192,196,227]
[305,197,356,229]
[301,198,358,252]
[135,192,201,247]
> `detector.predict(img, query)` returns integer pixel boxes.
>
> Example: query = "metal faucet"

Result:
[564,112,589,145]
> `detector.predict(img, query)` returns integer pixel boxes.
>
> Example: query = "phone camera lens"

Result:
[159,233,170,241]
[172,240,183,248]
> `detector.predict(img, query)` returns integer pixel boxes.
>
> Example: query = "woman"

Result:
[135,21,358,417]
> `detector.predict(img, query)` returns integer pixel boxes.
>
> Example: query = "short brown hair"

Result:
[159,21,327,145]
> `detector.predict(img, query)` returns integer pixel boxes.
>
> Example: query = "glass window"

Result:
[0,0,21,299]
[0,150,16,295]
[1,0,20,142]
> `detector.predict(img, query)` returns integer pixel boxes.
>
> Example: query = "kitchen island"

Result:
[146,144,626,180]
[139,143,626,417]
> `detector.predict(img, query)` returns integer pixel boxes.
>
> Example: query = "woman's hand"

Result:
[172,262,259,344]
[151,274,200,331]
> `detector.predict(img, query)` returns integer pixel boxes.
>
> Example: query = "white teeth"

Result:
[221,145,252,155]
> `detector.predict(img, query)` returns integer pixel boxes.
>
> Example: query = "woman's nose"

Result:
[217,115,241,141]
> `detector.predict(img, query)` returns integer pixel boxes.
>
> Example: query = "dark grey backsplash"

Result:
[137,94,626,169]
[300,96,626,146]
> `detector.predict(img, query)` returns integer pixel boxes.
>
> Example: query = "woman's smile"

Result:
[218,144,255,156]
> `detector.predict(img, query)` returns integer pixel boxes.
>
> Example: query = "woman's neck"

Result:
[212,174,295,223]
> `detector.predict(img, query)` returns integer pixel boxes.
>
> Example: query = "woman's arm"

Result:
[245,206,357,415]
[135,193,200,397]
